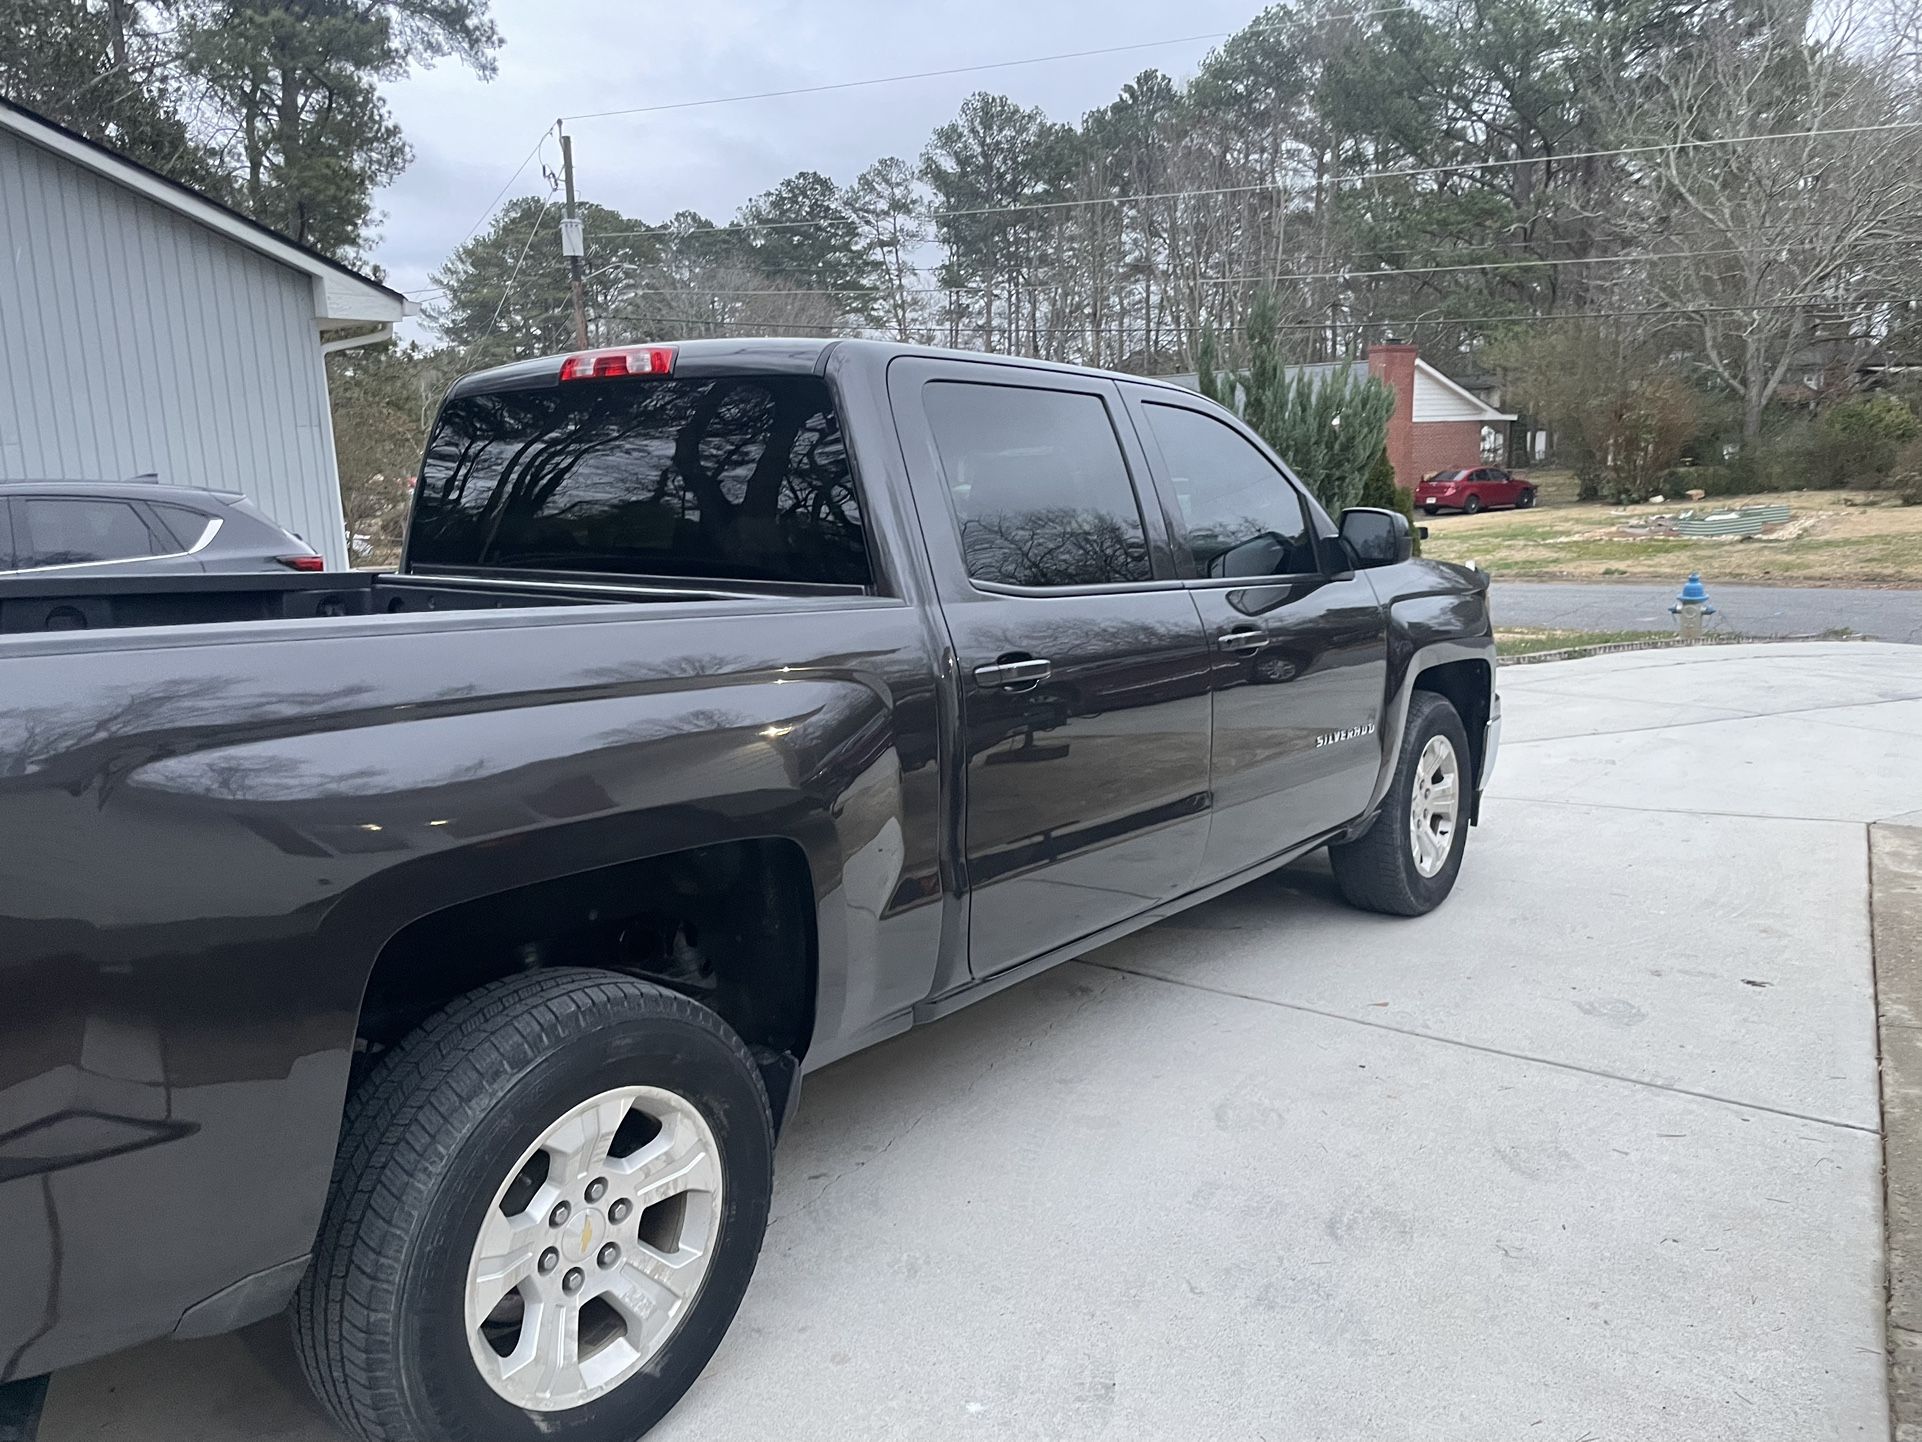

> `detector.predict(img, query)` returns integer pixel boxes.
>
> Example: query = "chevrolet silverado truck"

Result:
[0,338,1498,1442]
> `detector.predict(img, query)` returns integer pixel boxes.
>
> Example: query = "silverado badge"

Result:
[1316,721,1377,749]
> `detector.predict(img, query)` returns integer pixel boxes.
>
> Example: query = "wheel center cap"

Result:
[558,1206,605,1265]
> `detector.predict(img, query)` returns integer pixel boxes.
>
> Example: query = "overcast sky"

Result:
[372,0,1265,329]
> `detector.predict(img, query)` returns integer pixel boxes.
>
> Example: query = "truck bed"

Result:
[0,568,843,633]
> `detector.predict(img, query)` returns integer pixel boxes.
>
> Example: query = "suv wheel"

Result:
[1328,690,1471,915]
[294,969,773,1442]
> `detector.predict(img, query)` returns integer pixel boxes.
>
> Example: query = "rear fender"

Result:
[0,653,925,1379]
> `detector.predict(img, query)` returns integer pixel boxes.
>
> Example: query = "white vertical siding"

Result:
[0,129,348,566]
[1410,365,1504,424]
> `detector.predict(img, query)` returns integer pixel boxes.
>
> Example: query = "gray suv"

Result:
[0,478,325,575]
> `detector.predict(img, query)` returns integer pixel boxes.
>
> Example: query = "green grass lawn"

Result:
[1420,475,1922,586]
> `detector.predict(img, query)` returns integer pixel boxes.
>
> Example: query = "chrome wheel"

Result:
[1408,734,1461,878]
[464,1085,723,1413]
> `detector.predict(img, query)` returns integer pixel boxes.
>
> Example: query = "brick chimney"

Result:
[1367,341,1419,489]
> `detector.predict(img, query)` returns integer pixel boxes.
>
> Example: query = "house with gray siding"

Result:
[0,99,411,568]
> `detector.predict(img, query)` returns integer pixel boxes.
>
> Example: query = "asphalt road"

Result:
[1492,578,1922,643]
[39,644,1922,1441]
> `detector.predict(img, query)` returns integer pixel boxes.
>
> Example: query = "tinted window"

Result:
[408,376,870,586]
[17,498,165,568]
[150,501,216,550]
[924,382,1150,588]
[1141,403,1316,578]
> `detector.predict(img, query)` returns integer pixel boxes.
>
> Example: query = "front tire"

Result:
[1516,489,1536,509]
[294,970,773,1442]
[1329,690,1471,916]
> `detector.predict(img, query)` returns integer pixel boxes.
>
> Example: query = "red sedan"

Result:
[1415,466,1537,515]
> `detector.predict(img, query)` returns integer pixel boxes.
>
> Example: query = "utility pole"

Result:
[558,124,589,349]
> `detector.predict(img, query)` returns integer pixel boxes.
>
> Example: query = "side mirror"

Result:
[1338,507,1415,568]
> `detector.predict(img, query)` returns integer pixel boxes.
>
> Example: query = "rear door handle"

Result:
[1216,626,1270,653]
[973,657,1053,688]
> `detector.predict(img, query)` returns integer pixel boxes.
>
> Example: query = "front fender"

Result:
[1353,571,1496,828]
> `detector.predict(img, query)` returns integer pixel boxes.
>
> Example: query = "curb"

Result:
[1499,632,1862,666]
[1874,824,1922,1442]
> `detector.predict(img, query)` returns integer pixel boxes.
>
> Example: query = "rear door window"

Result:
[408,375,871,587]
[922,381,1151,588]
[16,497,167,568]
[1139,402,1318,579]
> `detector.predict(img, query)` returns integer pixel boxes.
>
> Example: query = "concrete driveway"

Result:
[39,643,1922,1441]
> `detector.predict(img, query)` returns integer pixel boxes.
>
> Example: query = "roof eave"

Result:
[0,98,409,326]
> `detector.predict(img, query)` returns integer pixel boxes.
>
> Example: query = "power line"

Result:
[457,128,553,252]
[601,295,1914,339]
[405,214,1897,295]
[510,237,1916,302]
[595,121,1922,240]
[428,234,1908,304]
[400,222,1913,308]
[557,7,1412,124]
[412,12,1417,303]
[455,198,554,356]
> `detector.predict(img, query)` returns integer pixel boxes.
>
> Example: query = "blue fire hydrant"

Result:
[1669,573,1716,641]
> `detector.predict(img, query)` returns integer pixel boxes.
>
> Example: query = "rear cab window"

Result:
[407,374,871,588]
[921,381,1151,589]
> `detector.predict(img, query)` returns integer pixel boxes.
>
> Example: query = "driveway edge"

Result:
[1875,823,1922,1442]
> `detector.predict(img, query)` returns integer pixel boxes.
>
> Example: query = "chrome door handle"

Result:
[1216,626,1270,653]
[973,657,1053,688]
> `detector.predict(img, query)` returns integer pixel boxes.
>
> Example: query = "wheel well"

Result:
[354,838,816,1086]
[1413,659,1492,795]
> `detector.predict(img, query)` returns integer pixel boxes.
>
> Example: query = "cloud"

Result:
[372,0,1251,329]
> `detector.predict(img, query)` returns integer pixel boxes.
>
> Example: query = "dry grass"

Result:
[1495,627,1672,657]
[1420,473,1922,586]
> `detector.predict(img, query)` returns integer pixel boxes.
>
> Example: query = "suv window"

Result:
[149,501,216,550]
[408,375,871,587]
[923,381,1151,588]
[1140,403,1317,579]
[16,497,167,568]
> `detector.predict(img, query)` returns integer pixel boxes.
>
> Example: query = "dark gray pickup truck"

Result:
[0,338,1498,1442]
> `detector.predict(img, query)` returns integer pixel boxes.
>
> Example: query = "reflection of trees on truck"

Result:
[414,376,867,586]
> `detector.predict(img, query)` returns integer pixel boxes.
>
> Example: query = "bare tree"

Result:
[1496,319,1701,502]
[1614,0,1922,441]
[847,157,931,342]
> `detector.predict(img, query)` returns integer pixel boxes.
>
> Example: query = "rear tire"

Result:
[1463,494,1484,515]
[1423,504,1440,515]
[1329,691,1471,916]
[294,969,773,1442]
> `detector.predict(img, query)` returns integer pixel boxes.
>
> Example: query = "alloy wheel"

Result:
[463,1085,724,1412]
[1408,734,1461,879]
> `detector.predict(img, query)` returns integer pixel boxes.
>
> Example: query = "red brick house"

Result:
[1362,342,1516,489]
[1167,342,1515,490]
